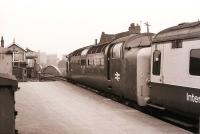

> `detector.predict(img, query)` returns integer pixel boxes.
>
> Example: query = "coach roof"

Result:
[153,21,200,43]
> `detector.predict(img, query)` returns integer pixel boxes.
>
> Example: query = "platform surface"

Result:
[16,81,191,134]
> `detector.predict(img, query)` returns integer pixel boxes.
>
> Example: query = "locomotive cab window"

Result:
[112,42,123,58]
[152,50,161,75]
[190,49,200,76]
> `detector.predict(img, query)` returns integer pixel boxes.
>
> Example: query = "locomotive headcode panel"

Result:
[150,22,200,119]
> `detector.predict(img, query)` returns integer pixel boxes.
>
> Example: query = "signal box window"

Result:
[153,50,161,75]
[190,49,200,76]
[112,43,123,58]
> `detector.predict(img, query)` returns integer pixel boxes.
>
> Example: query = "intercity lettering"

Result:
[186,93,200,103]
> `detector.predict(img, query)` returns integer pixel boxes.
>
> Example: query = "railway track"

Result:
[40,74,66,81]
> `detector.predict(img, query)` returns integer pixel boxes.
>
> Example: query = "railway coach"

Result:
[150,21,200,119]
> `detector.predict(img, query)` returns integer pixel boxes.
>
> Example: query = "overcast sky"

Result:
[0,0,200,58]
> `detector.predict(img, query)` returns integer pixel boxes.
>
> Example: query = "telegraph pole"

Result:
[144,22,151,33]
[1,36,4,47]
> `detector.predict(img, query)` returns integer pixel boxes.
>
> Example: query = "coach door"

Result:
[151,43,164,84]
[108,42,124,95]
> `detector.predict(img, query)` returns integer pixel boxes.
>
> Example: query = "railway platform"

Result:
[16,81,191,134]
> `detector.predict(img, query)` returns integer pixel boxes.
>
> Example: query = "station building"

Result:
[7,40,39,81]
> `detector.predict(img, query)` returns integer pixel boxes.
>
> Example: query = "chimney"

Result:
[129,23,141,34]
[13,38,16,44]
[1,36,4,47]
[95,39,98,45]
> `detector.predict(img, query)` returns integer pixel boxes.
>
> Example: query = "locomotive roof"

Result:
[69,45,92,57]
[68,33,154,57]
[153,21,200,43]
[112,33,154,47]
[87,42,110,54]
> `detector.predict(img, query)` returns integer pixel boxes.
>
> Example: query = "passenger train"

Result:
[66,21,200,122]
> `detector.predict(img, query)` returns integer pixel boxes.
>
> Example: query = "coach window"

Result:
[190,49,200,76]
[153,50,161,75]
[172,40,182,49]
[89,59,93,65]
[88,59,90,66]
[112,42,123,58]
[81,59,86,66]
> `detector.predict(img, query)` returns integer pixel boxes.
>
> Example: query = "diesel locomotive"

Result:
[66,22,200,121]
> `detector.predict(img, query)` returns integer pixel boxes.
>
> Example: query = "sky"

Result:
[0,0,200,58]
